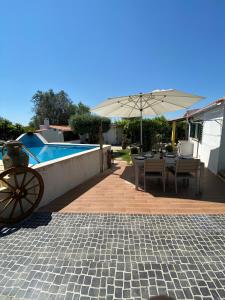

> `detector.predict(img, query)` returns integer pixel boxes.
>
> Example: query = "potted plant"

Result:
[165,144,173,153]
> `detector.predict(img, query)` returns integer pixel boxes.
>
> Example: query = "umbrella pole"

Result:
[140,93,143,153]
[140,109,143,153]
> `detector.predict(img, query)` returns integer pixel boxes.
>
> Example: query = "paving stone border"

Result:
[0,213,225,299]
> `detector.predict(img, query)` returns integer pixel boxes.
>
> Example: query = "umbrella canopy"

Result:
[91,89,204,150]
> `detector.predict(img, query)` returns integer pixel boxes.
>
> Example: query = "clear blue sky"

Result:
[1,0,225,125]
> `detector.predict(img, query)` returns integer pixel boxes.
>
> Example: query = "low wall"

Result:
[40,129,64,143]
[34,145,110,208]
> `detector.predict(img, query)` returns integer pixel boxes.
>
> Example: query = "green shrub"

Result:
[165,144,173,152]
[116,116,171,152]
[69,114,111,144]
[130,147,139,154]
[0,118,25,140]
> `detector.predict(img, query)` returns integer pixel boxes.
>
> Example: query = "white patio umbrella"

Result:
[91,89,204,151]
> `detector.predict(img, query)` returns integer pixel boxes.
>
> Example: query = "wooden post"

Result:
[171,121,176,149]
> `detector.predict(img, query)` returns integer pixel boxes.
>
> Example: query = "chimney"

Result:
[40,118,50,130]
[44,118,50,129]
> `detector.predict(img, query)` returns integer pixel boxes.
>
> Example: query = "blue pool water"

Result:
[0,134,97,165]
[27,144,96,164]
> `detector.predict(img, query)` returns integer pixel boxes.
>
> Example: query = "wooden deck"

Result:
[39,161,225,214]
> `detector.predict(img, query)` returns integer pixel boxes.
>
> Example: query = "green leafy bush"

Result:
[0,118,25,140]
[130,147,139,154]
[165,144,173,152]
[116,116,171,152]
[69,114,111,144]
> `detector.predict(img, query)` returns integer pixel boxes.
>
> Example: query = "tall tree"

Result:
[31,89,73,127]
[30,89,90,128]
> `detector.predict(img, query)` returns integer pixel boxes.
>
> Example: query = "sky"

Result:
[1,0,225,125]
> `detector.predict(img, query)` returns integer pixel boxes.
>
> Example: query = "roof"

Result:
[187,98,225,118]
[169,109,199,122]
[36,125,72,133]
[170,98,225,122]
[49,125,72,132]
[35,129,47,132]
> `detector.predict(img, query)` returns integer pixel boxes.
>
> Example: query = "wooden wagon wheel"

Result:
[0,167,44,224]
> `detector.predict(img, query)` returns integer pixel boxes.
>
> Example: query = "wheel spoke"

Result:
[0,190,12,194]
[26,192,38,196]
[20,172,27,189]
[18,198,24,214]
[0,197,15,215]
[0,167,44,223]
[26,183,40,191]
[13,172,19,188]
[0,195,13,203]
[23,196,34,206]
[23,175,35,188]
[9,198,18,219]
[0,178,16,191]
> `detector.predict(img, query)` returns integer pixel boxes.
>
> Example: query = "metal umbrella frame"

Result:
[91,89,205,151]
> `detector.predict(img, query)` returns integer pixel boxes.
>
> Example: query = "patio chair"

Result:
[169,158,200,193]
[177,140,194,158]
[144,159,166,192]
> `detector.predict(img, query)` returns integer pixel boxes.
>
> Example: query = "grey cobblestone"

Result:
[0,213,225,299]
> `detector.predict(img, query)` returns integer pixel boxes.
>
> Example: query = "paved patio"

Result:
[1,162,225,300]
[0,213,225,300]
[39,161,225,214]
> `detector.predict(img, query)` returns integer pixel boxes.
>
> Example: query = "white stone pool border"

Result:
[33,143,110,208]
[1,134,111,208]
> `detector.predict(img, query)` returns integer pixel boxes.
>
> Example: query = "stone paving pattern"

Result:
[39,162,225,214]
[0,213,225,300]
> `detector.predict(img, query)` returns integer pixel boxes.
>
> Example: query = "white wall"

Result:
[34,145,110,208]
[218,106,225,172]
[103,126,122,145]
[189,104,224,174]
[39,129,64,143]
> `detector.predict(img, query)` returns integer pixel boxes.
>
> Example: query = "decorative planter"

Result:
[2,141,29,170]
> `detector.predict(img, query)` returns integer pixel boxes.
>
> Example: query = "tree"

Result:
[0,117,25,140]
[69,114,111,144]
[30,89,90,128]
[71,102,90,115]
[176,120,188,141]
[29,115,40,129]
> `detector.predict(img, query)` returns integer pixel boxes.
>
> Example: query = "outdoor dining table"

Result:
[134,154,201,193]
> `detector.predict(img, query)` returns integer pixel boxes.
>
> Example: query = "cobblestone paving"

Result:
[0,213,225,300]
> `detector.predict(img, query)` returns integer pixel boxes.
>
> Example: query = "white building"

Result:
[36,118,80,143]
[36,119,122,145]
[187,98,225,175]
[103,124,122,145]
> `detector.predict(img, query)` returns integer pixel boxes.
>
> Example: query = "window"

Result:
[190,122,203,141]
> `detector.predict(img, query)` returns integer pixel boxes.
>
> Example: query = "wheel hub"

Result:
[13,188,26,198]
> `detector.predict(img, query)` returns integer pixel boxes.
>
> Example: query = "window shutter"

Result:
[190,123,195,138]
[197,123,203,142]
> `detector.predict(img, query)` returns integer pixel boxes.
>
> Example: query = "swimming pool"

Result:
[1,144,96,164]
[1,133,110,209]
[0,133,97,165]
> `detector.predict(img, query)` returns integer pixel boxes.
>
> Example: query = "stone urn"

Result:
[2,141,29,170]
